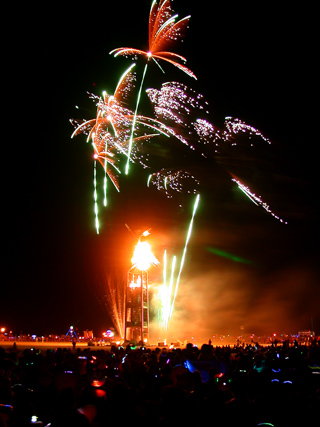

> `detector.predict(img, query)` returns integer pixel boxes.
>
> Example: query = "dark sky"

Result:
[2,1,318,340]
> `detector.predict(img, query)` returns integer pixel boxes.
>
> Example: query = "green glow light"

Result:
[206,247,252,264]
[126,63,149,175]
[169,193,200,318]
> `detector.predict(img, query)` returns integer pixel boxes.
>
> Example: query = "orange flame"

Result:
[131,240,159,271]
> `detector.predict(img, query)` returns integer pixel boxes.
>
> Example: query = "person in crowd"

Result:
[0,339,318,426]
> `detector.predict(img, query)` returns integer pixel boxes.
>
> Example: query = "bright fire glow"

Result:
[131,240,159,271]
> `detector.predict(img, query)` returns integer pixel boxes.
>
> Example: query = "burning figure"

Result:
[124,232,159,344]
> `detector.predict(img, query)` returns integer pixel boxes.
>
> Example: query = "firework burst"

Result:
[71,64,170,189]
[146,81,286,222]
[71,64,174,232]
[110,0,196,175]
[147,168,200,198]
[231,176,288,224]
[146,81,213,154]
[157,193,200,333]
[110,0,196,79]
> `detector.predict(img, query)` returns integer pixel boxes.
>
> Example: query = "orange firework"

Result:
[110,0,196,79]
[110,1,196,175]
[71,64,137,191]
[71,64,170,192]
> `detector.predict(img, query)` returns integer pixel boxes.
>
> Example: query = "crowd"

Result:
[0,340,319,426]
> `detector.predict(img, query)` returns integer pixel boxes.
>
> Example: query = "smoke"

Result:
[148,230,319,344]
[136,180,319,344]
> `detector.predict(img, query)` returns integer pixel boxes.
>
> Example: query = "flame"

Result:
[131,240,159,271]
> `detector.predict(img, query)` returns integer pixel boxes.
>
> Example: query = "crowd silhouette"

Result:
[0,340,319,426]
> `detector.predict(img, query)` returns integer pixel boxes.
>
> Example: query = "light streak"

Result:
[232,177,288,224]
[158,252,176,331]
[71,64,174,231]
[93,159,99,234]
[72,2,288,233]
[110,0,196,79]
[146,81,286,221]
[71,63,169,191]
[148,168,200,198]
[104,273,126,337]
[158,193,200,331]
[170,193,200,317]
[126,63,149,175]
[110,0,195,176]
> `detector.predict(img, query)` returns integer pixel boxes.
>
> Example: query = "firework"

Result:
[158,193,200,333]
[93,159,99,234]
[147,82,216,152]
[147,168,200,198]
[110,0,196,79]
[170,193,200,316]
[232,176,288,224]
[158,251,176,331]
[104,273,126,337]
[147,82,272,155]
[146,81,286,222]
[71,64,170,188]
[110,0,196,175]
[223,116,272,146]
[71,64,173,231]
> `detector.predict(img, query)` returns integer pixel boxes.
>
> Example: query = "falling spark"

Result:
[170,193,200,317]
[72,3,288,234]
[71,63,171,190]
[147,168,200,198]
[146,81,285,221]
[71,65,173,232]
[232,177,288,224]
[158,193,200,332]
[147,83,272,155]
[126,63,149,175]
[104,274,126,337]
[93,158,99,234]
[158,252,176,331]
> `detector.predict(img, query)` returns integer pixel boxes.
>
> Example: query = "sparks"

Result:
[110,0,196,176]
[232,177,288,224]
[104,273,126,338]
[110,0,196,79]
[158,193,200,332]
[148,168,200,198]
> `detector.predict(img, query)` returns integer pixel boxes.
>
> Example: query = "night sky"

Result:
[2,1,318,341]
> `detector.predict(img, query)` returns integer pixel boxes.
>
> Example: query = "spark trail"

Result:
[110,0,196,175]
[71,64,172,232]
[126,63,149,175]
[104,273,126,337]
[158,193,200,332]
[147,82,287,222]
[232,177,288,224]
[147,169,200,198]
[170,193,200,317]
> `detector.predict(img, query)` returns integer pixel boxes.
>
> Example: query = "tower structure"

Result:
[124,267,149,343]
[124,233,158,344]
